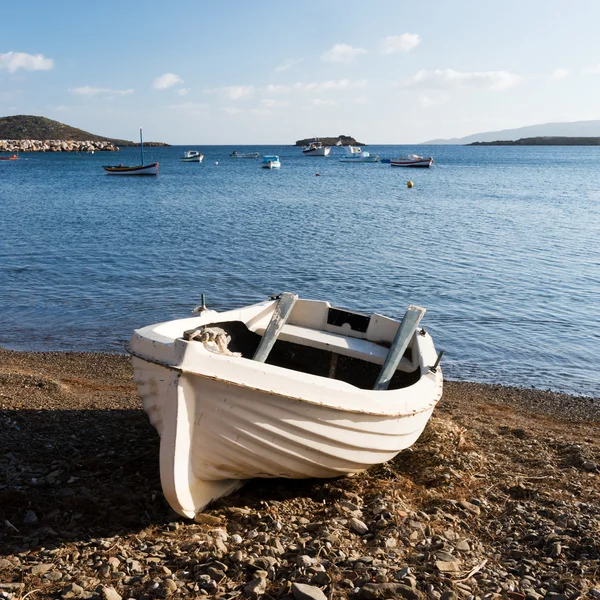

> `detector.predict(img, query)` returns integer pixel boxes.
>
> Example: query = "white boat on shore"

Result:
[181,150,204,163]
[390,155,433,168]
[129,293,443,518]
[261,155,281,169]
[230,151,260,158]
[302,141,331,156]
[339,145,380,163]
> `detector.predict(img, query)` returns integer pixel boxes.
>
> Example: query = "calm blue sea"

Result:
[1,144,599,397]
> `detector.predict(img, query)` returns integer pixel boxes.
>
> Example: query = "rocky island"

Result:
[295,135,365,146]
[0,115,170,152]
[468,136,600,146]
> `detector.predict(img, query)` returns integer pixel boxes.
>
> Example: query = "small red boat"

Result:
[390,155,433,168]
[0,154,18,161]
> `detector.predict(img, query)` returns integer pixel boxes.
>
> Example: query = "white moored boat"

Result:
[302,141,331,156]
[230,151,260,158]
[181,150,204,162]
[339,145,380,163]
[261,155,281,169]
[390,154,433,168]
[129,293,444,518]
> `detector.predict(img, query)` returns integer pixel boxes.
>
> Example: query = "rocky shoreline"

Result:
[1,350,599,600]
[0,140,119,153]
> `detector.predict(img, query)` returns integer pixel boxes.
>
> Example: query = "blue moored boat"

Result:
[261,155,281,169]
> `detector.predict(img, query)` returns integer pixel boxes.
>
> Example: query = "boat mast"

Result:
[140,128,144,165]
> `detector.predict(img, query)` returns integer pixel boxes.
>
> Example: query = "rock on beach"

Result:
[0,349,599,600]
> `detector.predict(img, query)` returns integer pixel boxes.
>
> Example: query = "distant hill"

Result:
[423,120,600,145]
[295,135,365,146]
[469,136,600,146]
[0,115,168,146]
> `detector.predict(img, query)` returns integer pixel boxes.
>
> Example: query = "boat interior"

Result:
[185,318,420,391]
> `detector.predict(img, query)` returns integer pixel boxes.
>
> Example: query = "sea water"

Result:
[1,144,599,397]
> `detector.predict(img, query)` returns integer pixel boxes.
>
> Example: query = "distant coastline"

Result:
[468,136,600,146]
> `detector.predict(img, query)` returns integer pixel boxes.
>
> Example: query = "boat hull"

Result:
[339,156,380,163]
[303,147,331,156]
[390,158,433,168]
[130,298,443,518]
[340,146,379,162]
[0,155,18,160]
[103,163,158,175]
[181,153,203,162]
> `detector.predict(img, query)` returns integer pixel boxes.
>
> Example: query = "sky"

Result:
[2,1,600,144]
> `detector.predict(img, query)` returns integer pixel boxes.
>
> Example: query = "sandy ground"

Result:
[0,349,599,599]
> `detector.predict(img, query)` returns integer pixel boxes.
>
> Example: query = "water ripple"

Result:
[1,144,599,397]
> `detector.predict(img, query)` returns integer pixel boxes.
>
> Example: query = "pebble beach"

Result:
[1,349,599,600]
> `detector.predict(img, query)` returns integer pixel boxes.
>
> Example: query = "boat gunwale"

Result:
[129,346,442,418]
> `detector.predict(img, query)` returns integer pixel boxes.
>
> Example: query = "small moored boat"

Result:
[181,150,204,163]
[230,151,260,158]
[261,155,281,169]
[302,141,330,156]
[103,128,158,176]
[103,163,158,175]
[129,293,443,518]
[339,145,380,163]
[0,154,18,161]
[390,155,433,168]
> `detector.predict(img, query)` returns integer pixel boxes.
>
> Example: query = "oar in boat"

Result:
[373,305,426,391]
[253,292,298,363]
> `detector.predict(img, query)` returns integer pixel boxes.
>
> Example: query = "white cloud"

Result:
[0,51,54,73]
[207,85,255,100]
[405,68,521,91]
[264,83,298,94]
[379,34,421,54]
[265,79,366,94]
[224,85,255,100]
[582,63,600,74]
[153,73,183,89]
[309,98,335,106]
[274,58,304,73]
[321,43,367,63]
[223,106,245,115]
[178,88,191,96]
[261,98,290,108]
[550,68,569,80]
[164,102,208,115]
[70,86,134,97]
[420,94,449,107]
[223,106,272,116]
